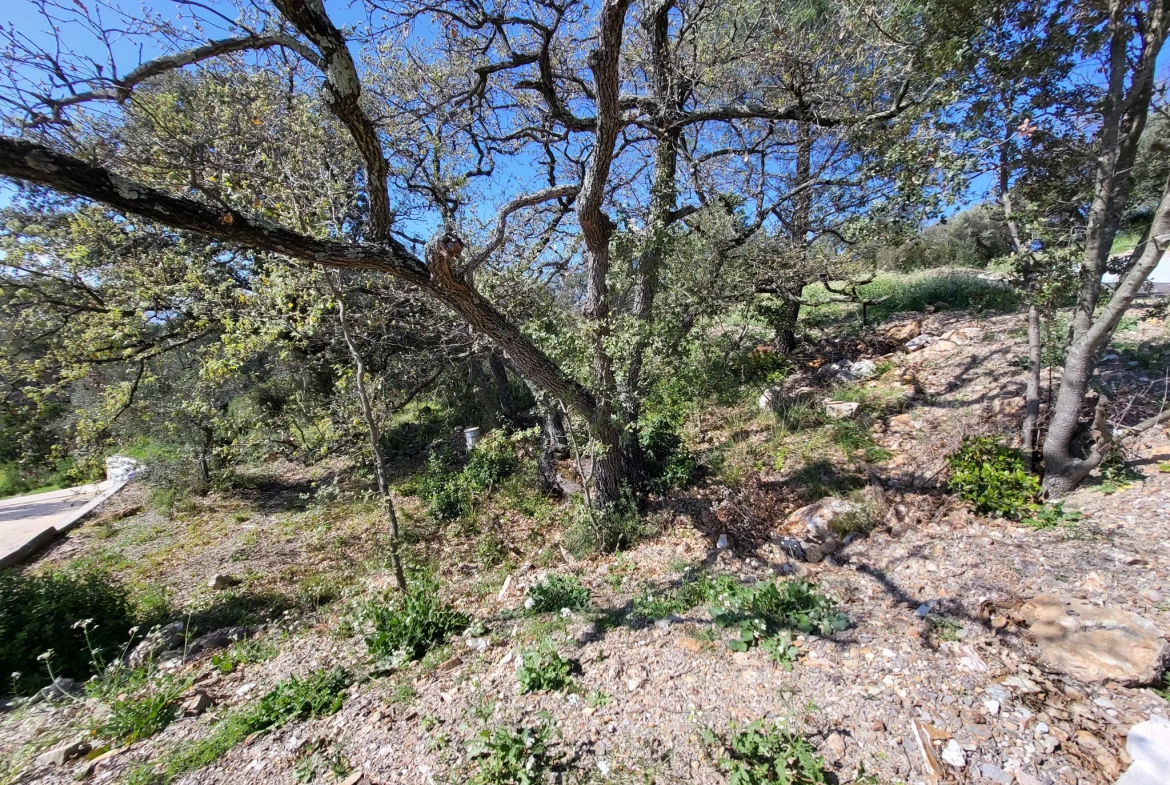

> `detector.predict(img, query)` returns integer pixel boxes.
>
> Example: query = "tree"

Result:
[0,0,932,508]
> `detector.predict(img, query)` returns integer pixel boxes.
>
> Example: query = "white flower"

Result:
[36,650,54,662]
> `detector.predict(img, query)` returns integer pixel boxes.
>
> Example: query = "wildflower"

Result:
[11,671,21,681]
[37,650,54,662]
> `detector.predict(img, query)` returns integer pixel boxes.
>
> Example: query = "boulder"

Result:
[824,401,860,419]
[847,359,878,380]
[1019,594,1169,685]
[784,497,858,542]
[772,536,805,561]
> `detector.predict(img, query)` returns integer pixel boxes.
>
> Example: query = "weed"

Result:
[525,574,590,614]
[632,572,717,620]
[464,431,519,490]
[1098,453,1144,495]
[466,714,562,785]
[639,412,699,492]
[703,721,829,784]
[293,741,351,783]
[709,578,849,654]
[388,682,418,705]
[759,630,802,671]
[1021,502,1083,530]
[94,672,190,744]
[927,615,963,643]
[946,436,1040,519]
[586,690,611,708]
[364,575,471,668]
[517,643,575,693]
[209,638,278,673]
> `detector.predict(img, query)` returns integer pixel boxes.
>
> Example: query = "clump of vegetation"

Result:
[639,412,699,492]
[525,573,590,614]
[137,667,353,785]
[1021,501,1082,529]
[463,430,519,490]
[406,433,520,521]
[95,672,190,744]
[516,644,575,693]
[0,567,138,692]
[364,576,471,667]
[946,436,1040,519]
[563,492,652,557]
[210,638,279,673]
[466,714,562,785]
[632,571,717,620]
[702,721,830,785]
[709,578,849,654]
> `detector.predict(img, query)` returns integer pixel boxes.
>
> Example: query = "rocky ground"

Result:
[2,305,1169,785]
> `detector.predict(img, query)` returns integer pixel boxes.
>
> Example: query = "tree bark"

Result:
[487,352,519,420]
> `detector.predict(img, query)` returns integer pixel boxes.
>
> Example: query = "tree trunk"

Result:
[1022,303,1042,471]
[1042,171,1170,495]
[769,294,802,354]
[487,352,519,420]
[326,274,407,590]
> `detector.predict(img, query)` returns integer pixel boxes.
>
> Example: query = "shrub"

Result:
[525,574,590,614]
[364,576,471,667]
[702,721,830,785]
[562,492,652,557]
[638,413,698,492]
[709,578,849,654]
[466,714,562,785]
[0,567,137,692]
[464,431,518,490]
[946,436,1040,519]
[516,644,575,693]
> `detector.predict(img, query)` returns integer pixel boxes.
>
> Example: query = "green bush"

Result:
[525,574,590,614]
[516,644,575,693]
[562,491,652,557]
[702,721,829,785]
[364,576,470,667]
[946,436,1040,519]
[0,567,137,692]
[709,578,849,654]
[638,413,698,492]
[466,714,561,785]
[464,431,518,490]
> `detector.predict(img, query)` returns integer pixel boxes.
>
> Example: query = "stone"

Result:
[941,739,966,768]
[182,691,213,717]
[339,771,369,785]
[186,626,247,656]
[1117,715,1170,785]
[824,401,860,419]
[1019,593,1168,684]
[716,534,730,550]
[465,636,491,652]
[927,339,959,353]
[825,732,846,758]
[848,359,878,379]
[128,621,187,667]
[207,574,240,590]
[883,320,921,342]
[773,536,805,561]
[904,334,937,352]
[38,677,76,701]
[1139,589,1162,603]
[760,385,818,412]
[758,387,783,411]
[34,739,90,767]
[783,497,858,542]
[437,656,463,673]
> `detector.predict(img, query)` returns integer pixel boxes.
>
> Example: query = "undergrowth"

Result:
[363,575,470,668]
[703,721,830,785]
[516,643,575,693]
[525,574,590,614]
[946,436,1040,519]
[466,713,562,784]
[708,578,849,659]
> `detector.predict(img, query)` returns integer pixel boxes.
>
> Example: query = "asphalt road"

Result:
[0,482,114,568]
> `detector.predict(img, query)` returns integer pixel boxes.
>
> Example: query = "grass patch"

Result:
[633,571,718,620]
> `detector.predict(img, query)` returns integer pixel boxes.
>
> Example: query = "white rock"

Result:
[1117,715,1170,785]
[824,401,860,419]
[982,699,1001,715]
[941,739,966,768]
[716,534,729,550]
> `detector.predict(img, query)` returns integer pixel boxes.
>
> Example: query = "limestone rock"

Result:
[824,401,860,420]
[182,691,213,717]
[784,497,857,542]
[883,320,921,342]
[1117,715,1170,785]
[128,621,186,667]
[904,334,937,352]
[1019,593,1168,684]
[207,574,240,590]
[34,739,89,767]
